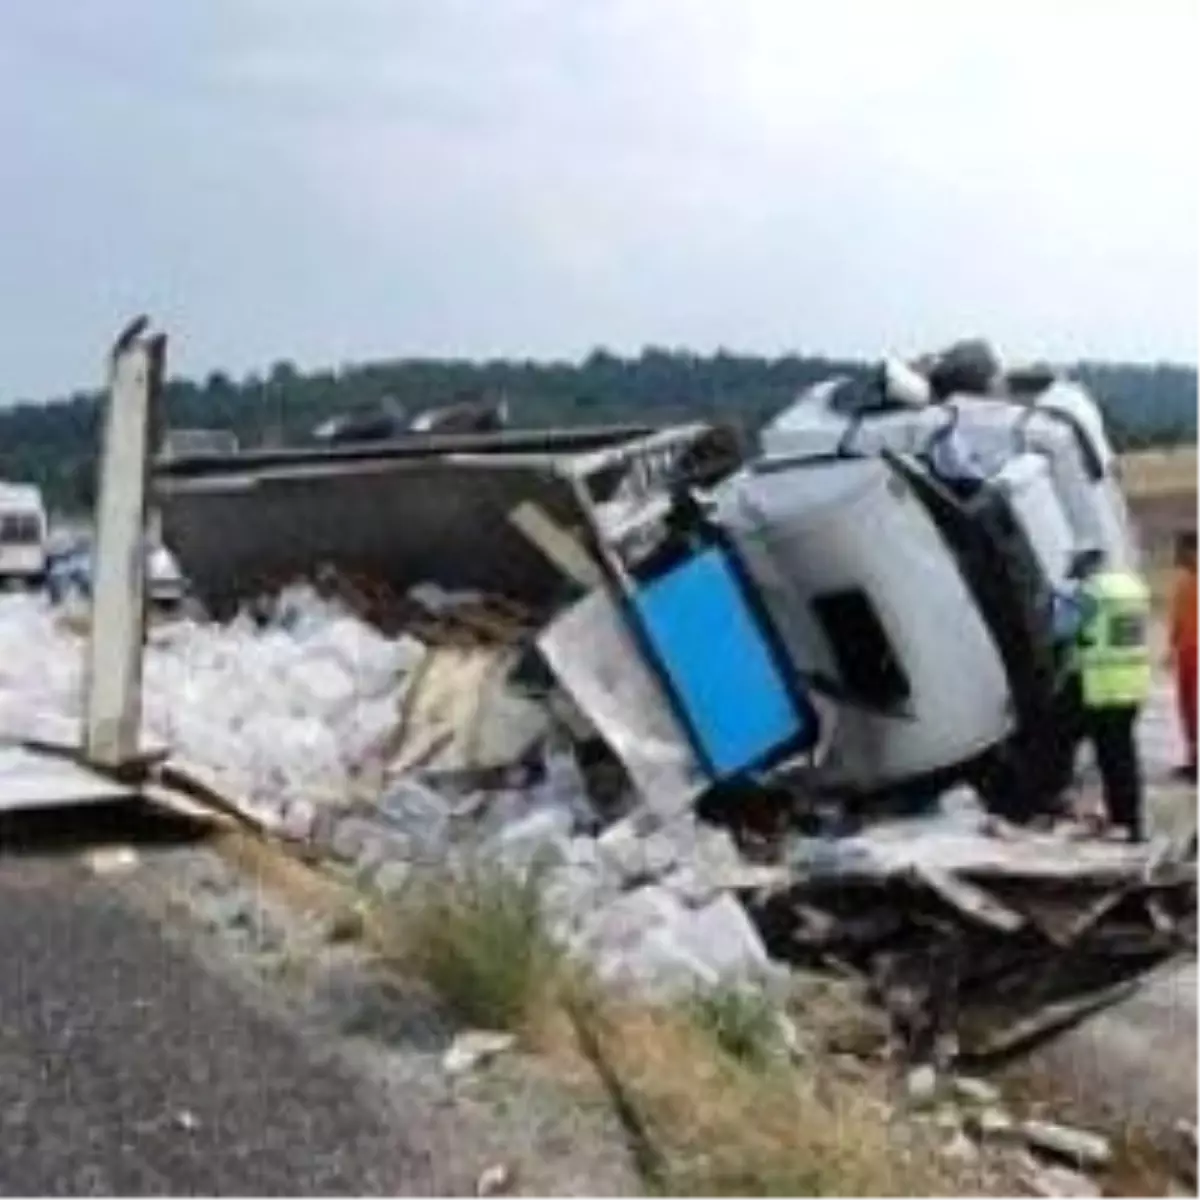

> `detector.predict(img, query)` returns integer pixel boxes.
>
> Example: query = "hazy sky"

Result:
[0,0,1196,400]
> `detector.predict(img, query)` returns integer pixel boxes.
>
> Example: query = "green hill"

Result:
[1,348,1194,512]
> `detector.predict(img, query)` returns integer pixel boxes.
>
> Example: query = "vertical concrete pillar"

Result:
[83,317,165,769]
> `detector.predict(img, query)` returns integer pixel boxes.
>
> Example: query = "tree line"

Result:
[0,348,1194,512]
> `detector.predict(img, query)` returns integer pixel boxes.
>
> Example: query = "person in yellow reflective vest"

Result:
[1056,549,1153,840]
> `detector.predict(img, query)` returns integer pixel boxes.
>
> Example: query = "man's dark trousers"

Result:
[1085,705,1144,841]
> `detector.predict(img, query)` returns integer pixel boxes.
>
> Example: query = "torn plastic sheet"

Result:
[537,587,707,818]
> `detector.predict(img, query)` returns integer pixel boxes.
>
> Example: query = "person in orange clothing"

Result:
[1170,531,1197,779]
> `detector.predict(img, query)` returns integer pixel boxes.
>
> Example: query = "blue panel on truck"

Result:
[630,546,812,778]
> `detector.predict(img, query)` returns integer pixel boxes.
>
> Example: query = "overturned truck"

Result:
[154,343,1137,819]
[711,351,1138,815]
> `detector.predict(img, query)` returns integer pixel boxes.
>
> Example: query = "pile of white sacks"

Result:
[378,770,777,1000]
[0,587,425,827]
[0,586,774,998]
[532,807,777,998]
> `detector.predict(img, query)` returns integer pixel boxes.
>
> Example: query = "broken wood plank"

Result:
[965,978,1141,1060]
[508,500,605,589]
[814,823,1193,889]
[909,862,1027,933]
[153,760,269,833]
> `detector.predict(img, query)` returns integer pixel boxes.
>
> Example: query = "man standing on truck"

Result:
[1056,550,1153,841]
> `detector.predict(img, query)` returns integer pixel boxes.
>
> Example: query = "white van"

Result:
[0,482,48,587]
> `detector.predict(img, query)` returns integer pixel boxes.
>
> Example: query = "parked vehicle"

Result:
[46,538,187,609]
[0,482,48,588]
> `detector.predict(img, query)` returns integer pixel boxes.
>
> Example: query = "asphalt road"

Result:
[0,853,437,1197]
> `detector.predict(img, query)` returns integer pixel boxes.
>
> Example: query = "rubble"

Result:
[1019,1120,1112,1169]
[474,1162,515,1197]
[759,799,1195,1062]
[1017,1161,1099,1200]
[952,1075,1002,1107]
[442,1030,517,1076]
[84,845,140,876]
[905,1064,940,1107]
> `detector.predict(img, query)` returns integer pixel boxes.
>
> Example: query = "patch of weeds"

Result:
[374,857,561,1032]
[555,1001,962,1198]
[687,983,780,1069]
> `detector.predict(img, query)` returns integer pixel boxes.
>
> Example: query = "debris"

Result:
[474,1162,515,1197]
[1174,1118,1196,1154]
[967,1107,1018,1142]
[84,845,140,876]
[483,806,573,873]
[668,893,772,981]
[174,1109,200,1133]
[278,798,318,844]
[329,816,378,864]
[968,979,1142,1060]
[442,1030,517,1076]
[952,1075,1002,1107]
[508,500,605,589]
[385,644,548,779]
[909,862,1026,933]
[372,860,412,897]
[607,920,722,995]
[905,1064,939,1107]
[378,777,452,860]
[597,817,679,886]
[941,1130,979,1163]
[774,1011,807,1062]
[768,805,1193,1062]
[537,588,705,818]
[1020,1119,1112,1169]
[1018,1155,1101,1198]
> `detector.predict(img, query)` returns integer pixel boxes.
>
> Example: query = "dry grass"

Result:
[686,982,783,1070]
[1120,447,1198,501]
[549,999,964,1197]
[373,865,985,1196]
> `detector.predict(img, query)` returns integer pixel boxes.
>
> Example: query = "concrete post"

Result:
[83,317,165,770]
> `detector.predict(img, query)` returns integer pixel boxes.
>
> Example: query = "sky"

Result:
[0,0,1196,401]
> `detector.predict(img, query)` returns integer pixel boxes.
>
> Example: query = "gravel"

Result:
[121,839,642,1197]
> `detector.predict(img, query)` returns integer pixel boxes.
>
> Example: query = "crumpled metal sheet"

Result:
[0,745,138,812]
[537,588,708,818]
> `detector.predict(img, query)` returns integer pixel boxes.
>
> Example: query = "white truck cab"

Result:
[0,482,48,587]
